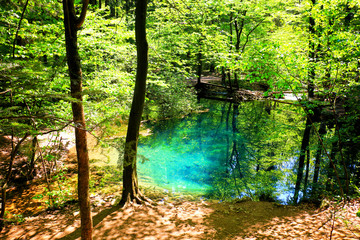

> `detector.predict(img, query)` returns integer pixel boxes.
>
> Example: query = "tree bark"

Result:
[12,0,29,58]
[0,133,29,232]
[120,0,148,205]
[293,117,311,204]
[197,46,202,86]
[308,0,316,98]
[63,1,92,239]
[303,148,310,198]
[233,11,246,90]
[312,122,326,197]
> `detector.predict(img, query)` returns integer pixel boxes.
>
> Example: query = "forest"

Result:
[0,0,360,239]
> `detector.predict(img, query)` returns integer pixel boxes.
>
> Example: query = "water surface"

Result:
[137,100,304,203]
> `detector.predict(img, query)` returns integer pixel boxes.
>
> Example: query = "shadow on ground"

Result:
[2,199,360,240]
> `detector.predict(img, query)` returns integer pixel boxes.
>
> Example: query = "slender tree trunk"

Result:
[225,103,231,168]
[326,138,338,192]
[228,13,233,91]
[234,73,239,90]
[303,148,310,198]
[28,136,37,178]
[197,45,202,86]
[293,117,312,203]
[0,133,29,231]
[110,0,117,17]
[12,0,29,58]
[312,122,326,196]
[233,12,245,90]
[63,1,92,239]
[120,0,148,205]
[221,67,226,85]
[308,0,316,98]
[227,71,233,92]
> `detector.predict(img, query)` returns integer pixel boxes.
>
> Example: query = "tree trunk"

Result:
[123,0,134,14]
[197,39,202,86]
[63,1,92,239]
[227,71,233,92]
[356,60,360,82]
[293,117,311,204]
[312,122,326,197]
[233,12,245,90]
[221,67,226,85]
[303,148,310,198]
[28,136,37,179]
[120,0,148,205]
[0,134,29,232]
[12,0,29,58]
[308,0,316,98]
[234,73,239,90]
[326,138,338,192]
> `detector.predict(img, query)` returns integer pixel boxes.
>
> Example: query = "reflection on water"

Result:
[137,100,304,203]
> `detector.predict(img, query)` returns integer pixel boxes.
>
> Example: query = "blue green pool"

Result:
[137,100,303,203]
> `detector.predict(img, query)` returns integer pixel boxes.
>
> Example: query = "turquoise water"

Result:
[137,100,303,202]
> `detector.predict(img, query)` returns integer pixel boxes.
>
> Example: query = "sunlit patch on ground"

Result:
[2,197,359,239]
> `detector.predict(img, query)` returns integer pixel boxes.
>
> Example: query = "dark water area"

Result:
[138,99,305,204]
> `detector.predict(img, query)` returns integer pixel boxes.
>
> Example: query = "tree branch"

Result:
[12,0,29,58]
[241,18,265,53]
[76,0,89,29]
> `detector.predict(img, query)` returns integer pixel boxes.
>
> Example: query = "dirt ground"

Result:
[1,197,360,240]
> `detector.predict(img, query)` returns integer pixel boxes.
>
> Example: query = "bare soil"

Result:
[1,197,360,239]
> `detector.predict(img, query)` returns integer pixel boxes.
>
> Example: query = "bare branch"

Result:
[241,18,265,53]
[0,89,11,95]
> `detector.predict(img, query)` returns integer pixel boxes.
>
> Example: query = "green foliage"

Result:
[33,169,74,209]
[90,165,122,195]
[4,211,25,224]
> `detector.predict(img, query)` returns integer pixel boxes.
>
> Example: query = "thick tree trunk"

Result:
[63,1,92,239]
[293,117,311,203]
[120,0,148,205]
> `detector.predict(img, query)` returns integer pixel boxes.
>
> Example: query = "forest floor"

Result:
[1,195,360,239]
